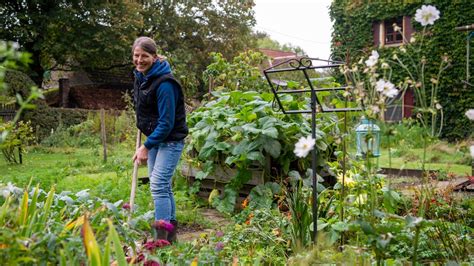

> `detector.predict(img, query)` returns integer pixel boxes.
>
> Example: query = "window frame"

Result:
[373,16,412,48]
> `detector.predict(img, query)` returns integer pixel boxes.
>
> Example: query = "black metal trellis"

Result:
[263,57,361,243]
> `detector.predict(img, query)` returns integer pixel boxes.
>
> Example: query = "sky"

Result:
[253,0,333,60]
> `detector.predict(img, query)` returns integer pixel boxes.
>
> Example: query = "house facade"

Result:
[330,0,473,139]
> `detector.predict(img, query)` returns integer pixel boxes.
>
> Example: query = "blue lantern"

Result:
[355,117,381,157]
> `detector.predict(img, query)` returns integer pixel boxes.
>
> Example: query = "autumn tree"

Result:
[138,0,257,95]
[1,1,257,96]
[0,0,143,85]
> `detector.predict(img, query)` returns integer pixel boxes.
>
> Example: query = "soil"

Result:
[178,208,230,242]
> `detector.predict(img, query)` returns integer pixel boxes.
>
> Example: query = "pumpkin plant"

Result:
[186,90,339,213]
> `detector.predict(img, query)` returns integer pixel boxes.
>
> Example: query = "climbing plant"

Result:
[330,0,474,140]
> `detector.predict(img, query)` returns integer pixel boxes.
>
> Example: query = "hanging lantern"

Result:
[355,117,381,157]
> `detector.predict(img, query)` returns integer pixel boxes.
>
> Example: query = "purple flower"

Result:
[152,220,174,232]
[143,239,171,252]
[144,260,160,266]
[122,202,131,210]
[215,231,224,238]
[215,242,224,252]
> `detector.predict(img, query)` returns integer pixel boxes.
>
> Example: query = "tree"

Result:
[138,0,257,96]
[1,1,258,97]
[0,1,143,86]
[254,31,307,56]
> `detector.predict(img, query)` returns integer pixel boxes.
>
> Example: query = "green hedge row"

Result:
[23,102,90,141]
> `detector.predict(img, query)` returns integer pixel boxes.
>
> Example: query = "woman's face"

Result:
[133,47,157,74]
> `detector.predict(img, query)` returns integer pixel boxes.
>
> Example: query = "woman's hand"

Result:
[132,145,149,165]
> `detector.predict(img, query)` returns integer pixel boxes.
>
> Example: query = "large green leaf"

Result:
[246,151,265,165]
[214,141,231,151]
[263,138,281,158]
[262,127,278,138]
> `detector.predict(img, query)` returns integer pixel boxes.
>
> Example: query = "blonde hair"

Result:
[132,36,166,61]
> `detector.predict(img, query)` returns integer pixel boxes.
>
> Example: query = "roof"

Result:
[259,48,297,59]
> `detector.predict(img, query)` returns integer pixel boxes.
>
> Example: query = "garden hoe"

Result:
[129,129,141,220]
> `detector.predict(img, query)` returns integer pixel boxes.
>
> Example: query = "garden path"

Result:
[178,208,231,243]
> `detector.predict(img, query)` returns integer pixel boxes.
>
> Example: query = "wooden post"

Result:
[100,109,107,163]
[208,76,214,95]
[129,130,141,219]
[18,147,22,164]
[58,78,70,108]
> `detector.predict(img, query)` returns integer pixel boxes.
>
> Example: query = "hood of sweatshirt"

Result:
[134,60,172,86]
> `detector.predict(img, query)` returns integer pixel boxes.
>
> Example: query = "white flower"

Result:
[415,5,440,26]
[435,103,442,110]
[2,188,10,198]
[470,145,474,159]
[376,79,399,98]
[465,109,474,121]
[381,62,390,69]
[365,50,379,67]
[294,136,316,158]
[370,105,380,114]
[410,36,416,43]
[384,88,399,98]
[1,183,22,198]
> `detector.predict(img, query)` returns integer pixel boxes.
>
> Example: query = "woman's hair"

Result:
[132,36,157,55]
[132,36,166,61]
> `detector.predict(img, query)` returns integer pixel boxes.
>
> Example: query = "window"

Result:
[384,17,403,44]
[373,16,412,47]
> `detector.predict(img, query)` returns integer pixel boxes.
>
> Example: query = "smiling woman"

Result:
[131,36,188,243]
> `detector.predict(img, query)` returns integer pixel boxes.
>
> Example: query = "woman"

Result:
[131,37,188,243]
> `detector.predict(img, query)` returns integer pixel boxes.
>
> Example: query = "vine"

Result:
[330,0,473,140]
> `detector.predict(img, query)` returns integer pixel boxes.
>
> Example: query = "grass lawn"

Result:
[377,144,472,177]
[0,144,208,226]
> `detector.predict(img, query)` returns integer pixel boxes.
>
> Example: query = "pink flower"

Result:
[144,260,160,266]
[215,242,224,251]
[122,202,131,210]
[215,231,224,238]
[152,220,174,232]
[143,239,171,252]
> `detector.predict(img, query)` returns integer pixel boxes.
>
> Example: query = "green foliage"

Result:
[286,181,313,253]
[186,90,334,213]
[3,69,36,99]
[255,31,307,55]
[0,1,142,84]
[0,183,144,265]
[0,120,34,164]
[23,103,89,142]
[0,42,42,146]
[203,51,269,92]
[140,1,256,96]
[1,1,257,95]
[41,119,100,148]
[379,119,427,149]
[330,0,474,140]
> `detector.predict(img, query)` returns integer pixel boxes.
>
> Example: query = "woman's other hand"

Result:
[133,145,149,165]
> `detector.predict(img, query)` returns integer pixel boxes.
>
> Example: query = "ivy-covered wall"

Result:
[330,0,473,140]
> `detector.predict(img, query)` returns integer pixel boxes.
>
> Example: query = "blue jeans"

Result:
[147,140,184,222]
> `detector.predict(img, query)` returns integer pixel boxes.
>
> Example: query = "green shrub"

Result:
[4,69,35,99]
[380,119,429,149]
[24,103,90,141]
[203,51,268,92]
[0,120,34,163]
